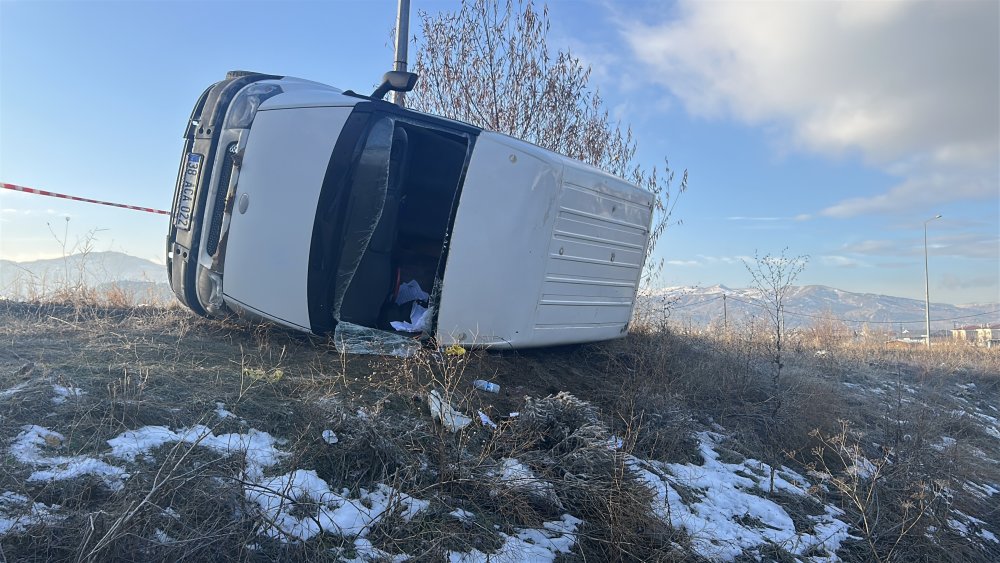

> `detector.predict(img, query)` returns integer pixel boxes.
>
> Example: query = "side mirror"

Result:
[371,71,419,100]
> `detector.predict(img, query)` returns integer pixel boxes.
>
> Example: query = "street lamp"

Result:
[924,214,942,348]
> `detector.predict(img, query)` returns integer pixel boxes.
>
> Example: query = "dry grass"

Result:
[0,294,997,561]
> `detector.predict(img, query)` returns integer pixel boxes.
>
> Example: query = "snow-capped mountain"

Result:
[641,284,998,332]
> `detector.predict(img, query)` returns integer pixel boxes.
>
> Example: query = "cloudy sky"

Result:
[1,0,997,304]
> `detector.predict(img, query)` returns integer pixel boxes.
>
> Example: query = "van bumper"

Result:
[166,72,278,315]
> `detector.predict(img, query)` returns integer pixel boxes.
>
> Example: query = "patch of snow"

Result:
[980,529,998,543]
[322,429,339,444]
[0,380,31,398]
[10,425,129,491]
[51,384,85,404]
[947,518,969,536]
[450,508,475,523]
[495,458,562,509]
[0,491,62,537]
[845,456,878,480]
[215,402,235,419]
[629,432,854,561]
[427,390,471,432]
[931,437,957,451]
[107,425,284,480]
[447,514,582,563]
[349,537,410,563]
[153,528,174,544]
[964,481,1000,498]
[245,470,428,542]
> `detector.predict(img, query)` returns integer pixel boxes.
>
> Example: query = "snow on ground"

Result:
[245,470,428,541]
[10,425,129,491]
[215,402,236,419]
[964,481,1000,499]
[447,514,582,563]
[0,491,62,535]
[494,458,562,509]
[0,380,31,398]
[947,510,1000,544]
[630,432,853,561]
[107,424,284,480]
[51,385,85,404]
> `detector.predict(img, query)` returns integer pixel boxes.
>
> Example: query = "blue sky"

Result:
[1,0,997,304]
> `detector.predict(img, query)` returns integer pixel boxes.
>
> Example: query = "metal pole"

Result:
[391,0,411,107]
[924,214,942,348]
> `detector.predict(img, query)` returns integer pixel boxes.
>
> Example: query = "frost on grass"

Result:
[630,432,853,561]
[447,514,582,563]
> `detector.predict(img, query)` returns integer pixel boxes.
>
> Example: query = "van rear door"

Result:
[221,106,352,329]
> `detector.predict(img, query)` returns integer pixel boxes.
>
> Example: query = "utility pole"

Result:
[924,214,942,348]
[391,0,411,107]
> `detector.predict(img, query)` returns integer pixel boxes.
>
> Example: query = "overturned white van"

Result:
[168,71,653,350]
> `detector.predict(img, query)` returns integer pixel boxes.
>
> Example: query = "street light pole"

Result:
[924,214,942,348]
[391,0,411,107]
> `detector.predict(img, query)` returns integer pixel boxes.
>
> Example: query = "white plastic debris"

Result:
[472,380,500,393]
[478,410,497,429]
[322,430,339,445]
[391,303,430,333]
[427,390,472,432]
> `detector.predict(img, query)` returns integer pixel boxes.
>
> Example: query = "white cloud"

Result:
[820,171,996,218]
[841,232,999,260]
[623,0,999,216]
[821,255,867,268]
[667,259,700,266]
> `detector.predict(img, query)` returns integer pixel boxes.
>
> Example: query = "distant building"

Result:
[951,323,1000,347]
[951,325,979,344]
[976,324,1000,348]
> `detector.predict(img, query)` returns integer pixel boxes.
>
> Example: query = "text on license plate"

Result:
[174,153,203,230]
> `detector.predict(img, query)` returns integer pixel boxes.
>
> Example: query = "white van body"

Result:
[167,72,653,349]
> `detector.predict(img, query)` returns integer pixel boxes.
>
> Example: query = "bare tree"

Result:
[743,248,809,419]
[409,0,686,284]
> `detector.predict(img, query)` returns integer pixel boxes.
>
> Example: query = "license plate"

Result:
[174,153,203,230]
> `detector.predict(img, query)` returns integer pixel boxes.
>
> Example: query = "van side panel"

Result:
[222,106,351,330]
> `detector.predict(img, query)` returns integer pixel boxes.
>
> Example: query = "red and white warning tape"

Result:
[1,182,170,216]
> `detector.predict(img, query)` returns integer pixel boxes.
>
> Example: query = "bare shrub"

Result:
[410,0,686,285]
